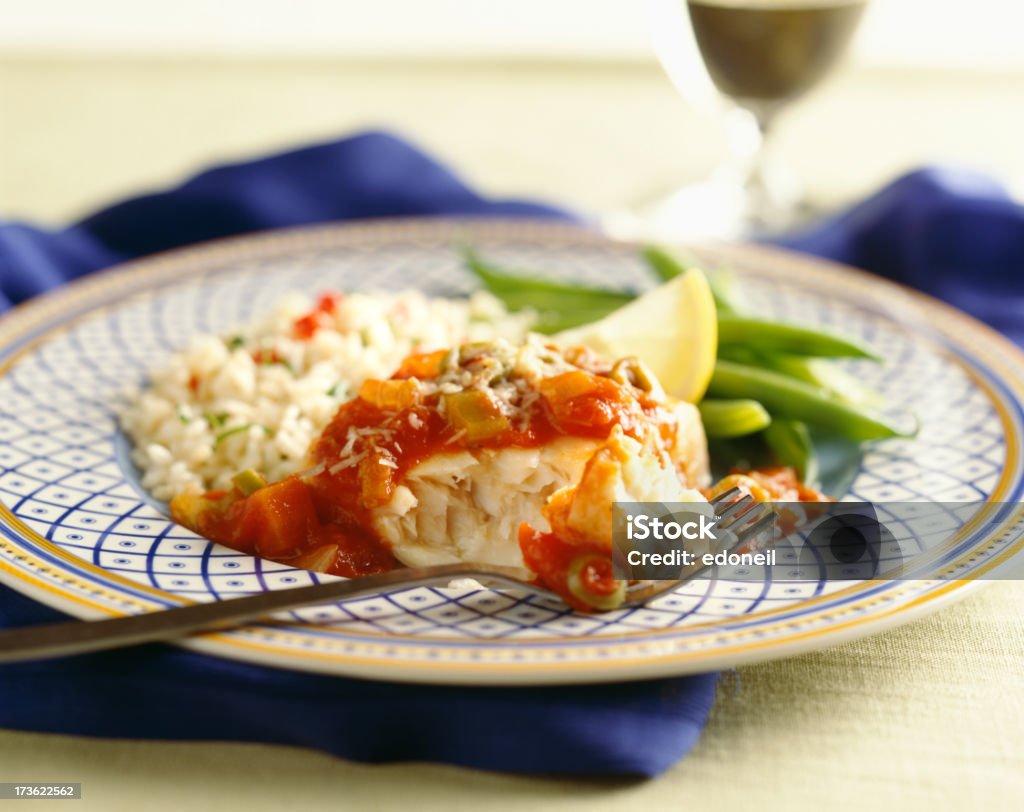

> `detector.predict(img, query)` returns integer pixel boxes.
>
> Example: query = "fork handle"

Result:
[0,563,533,664]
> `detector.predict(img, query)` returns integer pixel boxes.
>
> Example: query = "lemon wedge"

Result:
[553,268,718,403]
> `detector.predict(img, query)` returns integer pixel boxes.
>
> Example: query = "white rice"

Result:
[121,289,535,501]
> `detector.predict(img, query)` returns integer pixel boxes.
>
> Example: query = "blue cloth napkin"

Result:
[777,166,1024,346]
[0,131,571,311]
[1,132,1021,776]
[0,131,715,778]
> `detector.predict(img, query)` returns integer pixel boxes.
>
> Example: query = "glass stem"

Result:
[721,101,797,230]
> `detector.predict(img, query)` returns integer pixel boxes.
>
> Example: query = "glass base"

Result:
[603,169,812,243]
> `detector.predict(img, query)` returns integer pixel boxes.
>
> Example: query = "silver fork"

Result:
[0,489,770,663]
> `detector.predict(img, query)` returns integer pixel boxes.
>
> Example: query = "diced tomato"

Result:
[745,466,830,502]
[358,378,421,411]
[576,555,618,596]
[520,524,556,582]
[238,476,318,559]
[293,313,321,340]
[539,370,598,401]
[316,524,397,577]
[394,349,446,380]
[704,466,830,504]
[519,523,623,611]
[316,291,341,314]
[518,523,582,610]
[539,372,628,434]
[293,292,342,339]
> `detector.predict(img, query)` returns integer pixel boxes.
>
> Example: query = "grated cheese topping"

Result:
[314,336,672,475]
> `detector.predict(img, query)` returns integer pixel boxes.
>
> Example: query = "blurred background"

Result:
[2,0,1022,224]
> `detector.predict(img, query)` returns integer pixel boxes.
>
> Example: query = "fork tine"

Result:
[709,487,740,508]
[734,509,775,545]
[716,494,755,527]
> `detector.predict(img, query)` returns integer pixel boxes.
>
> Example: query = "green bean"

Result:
[718,315,881,360]
[707,270,741,314]
[698,398,772,438]
[707,361,910,441]
[640,246,745,314]
[469,246,878,358]
[762,419,819,486]
[719,347,883,408]
[766,355,883,409]
[464,249,633,333]
[641,245,691,282]
[471,269,632,308]
[715,344,760,365]
[531,307,633,334]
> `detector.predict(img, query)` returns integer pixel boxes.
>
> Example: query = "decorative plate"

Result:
[1,219,1022,685]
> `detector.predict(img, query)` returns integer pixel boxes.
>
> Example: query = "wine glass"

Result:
[609,0,868,240]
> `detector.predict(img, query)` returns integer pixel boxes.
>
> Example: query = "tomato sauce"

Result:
[169,340,827,606]
[704,465,831,503]
[171,348,671,582]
